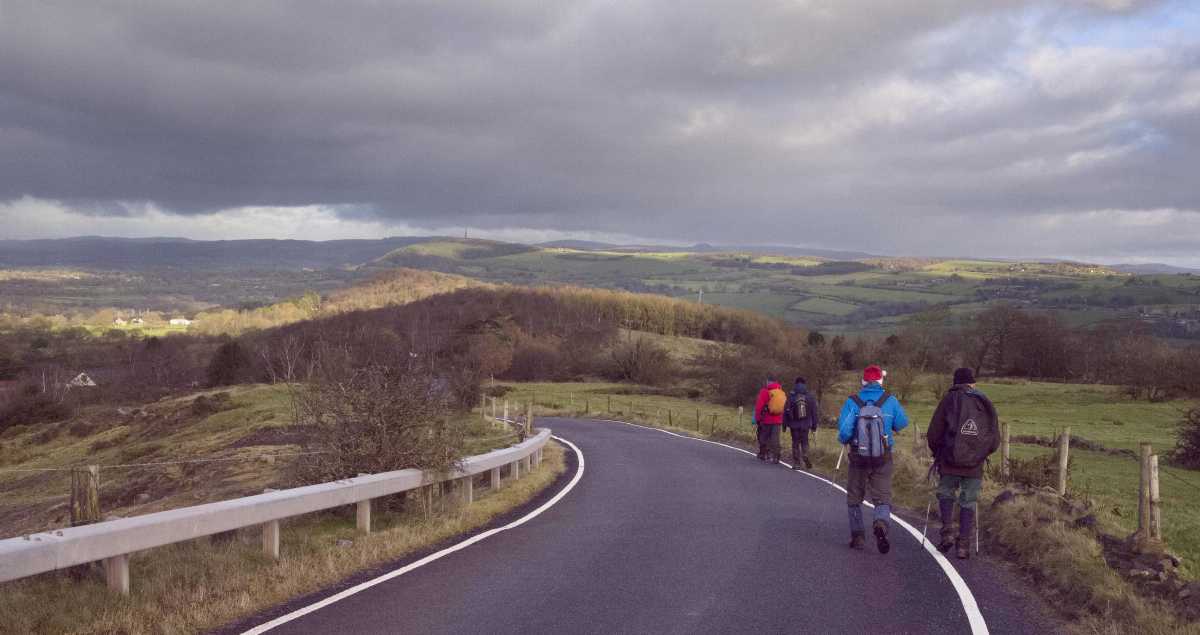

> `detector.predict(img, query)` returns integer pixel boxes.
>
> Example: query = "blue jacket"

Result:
[836,383,910,447]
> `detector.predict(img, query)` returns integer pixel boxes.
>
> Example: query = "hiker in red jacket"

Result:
[753,379,786,463]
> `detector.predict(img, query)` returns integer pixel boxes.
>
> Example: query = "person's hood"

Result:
[766,382,783,390]
[793,382,808,393]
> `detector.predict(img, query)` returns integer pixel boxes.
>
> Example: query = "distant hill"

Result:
[1109,263,1200,275]
[0,236,436,270]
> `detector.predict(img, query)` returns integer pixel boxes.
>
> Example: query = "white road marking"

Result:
[595,418,990,635]
[240,436,586,634]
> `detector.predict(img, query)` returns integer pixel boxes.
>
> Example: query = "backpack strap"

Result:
[849,395,865,408]
[875,391,891,408]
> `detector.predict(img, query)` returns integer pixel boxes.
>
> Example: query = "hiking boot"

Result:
[791,463,803,470]
[937,527,956,554]
[873,520,890,554]
[803,457,813,469]
[849,532,865,550]
[956,537,971,560]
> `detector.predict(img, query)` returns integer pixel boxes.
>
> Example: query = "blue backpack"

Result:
[849,392,891,467]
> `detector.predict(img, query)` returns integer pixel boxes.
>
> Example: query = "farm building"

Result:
[169,317,192,326]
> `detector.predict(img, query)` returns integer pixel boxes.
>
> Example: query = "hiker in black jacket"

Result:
[926,368,1000,559]
[784,376,819,470]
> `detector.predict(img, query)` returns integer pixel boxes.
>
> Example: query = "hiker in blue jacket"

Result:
[837,365,910,554]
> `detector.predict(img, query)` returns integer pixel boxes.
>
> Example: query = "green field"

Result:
[360,239,1200,338]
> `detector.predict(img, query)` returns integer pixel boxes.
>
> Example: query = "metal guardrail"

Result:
[0,428,551,593]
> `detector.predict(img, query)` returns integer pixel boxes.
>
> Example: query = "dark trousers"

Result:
[787,426,810,462]
[756,424,781,460]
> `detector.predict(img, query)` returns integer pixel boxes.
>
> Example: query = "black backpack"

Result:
[786,390,808,424]
[941,391,998,468]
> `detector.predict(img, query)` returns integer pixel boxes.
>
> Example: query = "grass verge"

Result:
[0,441,565,635]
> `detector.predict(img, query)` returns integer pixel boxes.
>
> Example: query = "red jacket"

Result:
[754,382,785,425]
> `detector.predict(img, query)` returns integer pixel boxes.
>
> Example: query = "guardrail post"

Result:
[1057,427,1070,496]
[356,474,372,533]
[512,459,522,480]
[261,488,281,559]
[490,466,502,490]
[503,400,509,422]
[460,476,474,505]
[263,520,280,559]
[357,500,372,533]
[104,553,129,594]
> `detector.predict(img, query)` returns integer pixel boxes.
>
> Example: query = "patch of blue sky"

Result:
[1053,0,1200,50]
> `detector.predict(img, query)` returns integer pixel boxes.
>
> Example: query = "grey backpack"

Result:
[849,393,891,467]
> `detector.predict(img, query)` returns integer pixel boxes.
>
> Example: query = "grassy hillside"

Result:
[5,236,1199,340]
[0,384,521,539]
[360,239,1200,338]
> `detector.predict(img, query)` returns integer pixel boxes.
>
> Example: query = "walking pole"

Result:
[835,445,845,471]
[976,496,981,555]
[922,498,933,548]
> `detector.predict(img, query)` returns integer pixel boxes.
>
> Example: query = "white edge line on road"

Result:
[240,435,586,635]
[594,418,989,635]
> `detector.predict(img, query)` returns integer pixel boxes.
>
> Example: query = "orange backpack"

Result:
[766,388,788,415]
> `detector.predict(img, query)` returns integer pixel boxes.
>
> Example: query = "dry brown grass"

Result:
[0,442,566,635]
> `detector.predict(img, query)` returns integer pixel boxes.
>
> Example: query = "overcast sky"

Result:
[2,1,1198,264]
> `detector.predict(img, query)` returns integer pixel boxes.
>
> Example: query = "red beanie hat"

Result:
[863,365,884,382]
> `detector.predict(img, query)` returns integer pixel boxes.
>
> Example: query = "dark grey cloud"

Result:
[1,0,1198,263]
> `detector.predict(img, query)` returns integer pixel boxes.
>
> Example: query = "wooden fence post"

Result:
[1136,442,1157,548]
[526,403,533,437]
[1150,453,1162,541]
[711,413,716,435]
[696,409,700,431]
[70,465,101,526]
[491,396,497,420]
[668,409,673,427]
[607,395,611,412]
[1001,422,1011,481]
[1057,427,1071,496]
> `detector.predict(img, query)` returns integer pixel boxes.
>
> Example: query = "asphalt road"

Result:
[238,418,1055,634]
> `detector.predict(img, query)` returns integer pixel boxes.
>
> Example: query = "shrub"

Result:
[606,336,675,386]
[690,344,783,406]
[504,338,569,382]
[292,364,465,484]
[0,385,73,431]
[206,340,255,387]
[1173,407,1200,469]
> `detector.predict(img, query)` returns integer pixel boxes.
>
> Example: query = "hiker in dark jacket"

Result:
[784,376,819,470]
[927,367,1000,559]
[837,365,909,554]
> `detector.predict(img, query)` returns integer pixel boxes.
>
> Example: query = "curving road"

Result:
[231,418,1056,634]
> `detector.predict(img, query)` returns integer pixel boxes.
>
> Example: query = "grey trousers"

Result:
[846,454,894,530]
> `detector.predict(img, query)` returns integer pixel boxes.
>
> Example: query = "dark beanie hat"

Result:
[953,367,976,385]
